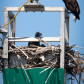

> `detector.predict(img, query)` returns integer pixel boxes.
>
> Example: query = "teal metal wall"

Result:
[3,68,64,84]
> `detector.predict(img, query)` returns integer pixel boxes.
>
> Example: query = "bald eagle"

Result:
[62,0,80,22]
[28,32,46,47]
[28,32,42,47]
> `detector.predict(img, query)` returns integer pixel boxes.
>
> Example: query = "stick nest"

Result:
[0,41,84,84]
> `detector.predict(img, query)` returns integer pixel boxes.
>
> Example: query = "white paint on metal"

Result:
[0,29,8,33]
[60,12,65,68]
[4,7,65,12]
[8,37,60,42]
[3,12,8,68]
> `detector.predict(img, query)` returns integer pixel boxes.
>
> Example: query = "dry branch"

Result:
[11,44,29,59]
[38,38,52,47]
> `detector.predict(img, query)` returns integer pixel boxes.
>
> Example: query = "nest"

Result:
[0,38,84,84]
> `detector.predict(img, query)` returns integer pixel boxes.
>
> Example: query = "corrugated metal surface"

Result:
[3,68,64,84]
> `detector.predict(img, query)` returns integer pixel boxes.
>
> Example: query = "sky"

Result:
[0,0,84,84]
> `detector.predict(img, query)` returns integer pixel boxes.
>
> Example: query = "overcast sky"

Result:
[0,0,84,84]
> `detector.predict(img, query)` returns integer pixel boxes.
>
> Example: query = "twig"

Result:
[39,61,56,74]
[65,52,77,65]
[11,44,29,59]
[21,64,30,82]
[45,68,56,83]
[74,46,84,49]
[9,46,20,57]
[30,44,39,48]
[38,38,52,47]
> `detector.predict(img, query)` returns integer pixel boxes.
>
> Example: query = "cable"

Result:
[0,0,31,28]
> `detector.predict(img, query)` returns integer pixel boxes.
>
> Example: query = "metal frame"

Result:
[1,7,69,69]
[2,11,15,68]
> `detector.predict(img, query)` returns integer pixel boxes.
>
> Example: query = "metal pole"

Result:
[60,11,65,68]
[3,11,8,68]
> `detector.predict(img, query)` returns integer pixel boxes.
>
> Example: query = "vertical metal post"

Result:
[9,17,13,37]
[9,17,14,44]
[65,16,69,84]
[13,18,15,44]
[3,11,8,68]
[65,17,69,45]
[60,11,65,68]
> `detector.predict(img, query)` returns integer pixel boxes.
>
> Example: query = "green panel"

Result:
[3,68,64,84]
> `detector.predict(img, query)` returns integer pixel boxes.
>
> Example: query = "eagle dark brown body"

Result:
[28,32,46,47]
[62,0,80,20]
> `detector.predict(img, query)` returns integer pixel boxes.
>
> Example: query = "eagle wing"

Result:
[63,0,80,19]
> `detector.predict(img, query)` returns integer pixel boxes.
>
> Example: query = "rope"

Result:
[0,0,31,28]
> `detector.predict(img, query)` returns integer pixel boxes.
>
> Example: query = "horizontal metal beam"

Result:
[4,7,65,12]
[0,29,8,33]
[8,37,60,42]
